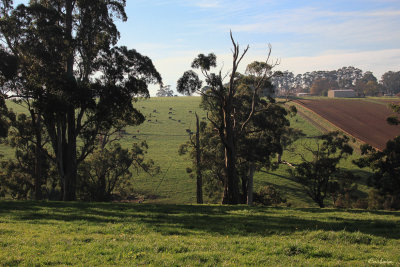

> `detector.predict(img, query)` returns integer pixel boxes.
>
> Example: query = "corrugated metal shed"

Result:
[328,90,356,98]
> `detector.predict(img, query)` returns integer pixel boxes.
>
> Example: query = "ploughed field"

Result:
[295,98,400,150]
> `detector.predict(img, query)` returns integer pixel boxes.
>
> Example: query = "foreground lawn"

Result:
[0,201,399,266]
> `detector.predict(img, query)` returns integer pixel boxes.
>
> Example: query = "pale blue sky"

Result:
[13,0,400,95]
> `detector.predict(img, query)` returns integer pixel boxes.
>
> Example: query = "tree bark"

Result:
[60,0,78,201]
[241,173,248,204]
[222,104,240,204]
[31,109,43,200]
[247,163,255,206]
[195,113,203,204]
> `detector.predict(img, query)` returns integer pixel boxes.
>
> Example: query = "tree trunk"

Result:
[247,163,255,206]
[195,113,203,204]
[60,0,77,201]
[63,108,77,201]
[222,146,239,204]
[241,173,248,204]
[63,168,76,201]
[62,147,77,201]
[222,108,240,204]
[31,109,43,200]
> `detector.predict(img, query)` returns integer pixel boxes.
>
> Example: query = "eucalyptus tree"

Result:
[0,96,7,140]
[380,71,400,95]
[0,0,162,200]
[0,45,17,139]
[289,132,354,208]
[335,66,363,88]
[156,85,174,97]
[177,34,284,204]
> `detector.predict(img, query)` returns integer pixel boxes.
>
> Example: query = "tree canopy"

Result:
[289,132,354,208]
[177,34,294,204]
[0,0,161,200]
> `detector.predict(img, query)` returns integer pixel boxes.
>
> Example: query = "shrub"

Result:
[368,189,384,210]
[353,198,368,209]
[366,188,400,210]
[253,185,286,206]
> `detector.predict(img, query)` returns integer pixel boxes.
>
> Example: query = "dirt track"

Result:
[295,99,400,150]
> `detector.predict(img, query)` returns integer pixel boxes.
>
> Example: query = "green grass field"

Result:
[1,98,397,266]
[1,97,372,206]
[0,201,399,266]
[119,97,373,207]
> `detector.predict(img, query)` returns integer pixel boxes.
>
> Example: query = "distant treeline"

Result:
[272,67,400,97]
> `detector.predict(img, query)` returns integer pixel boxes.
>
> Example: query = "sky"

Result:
[13,0,400,95]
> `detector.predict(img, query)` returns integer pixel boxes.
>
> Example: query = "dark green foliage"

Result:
[177,70,202,96]
[329,171,359,208]
[386,103,400,126]
[0,46,18,140]
[178,50,296,205]
[191,53,217,70]
[380,71,400,94]
[253,185,286,206]
[78,142,158,201]
[0,95,9,139]
[0,46,18,87]
[179,75,293,204]
[178,38,253,204]
[0,112,56,200]
[156,85,174,97]
[0,1,161,200]
[354,137,400,210]
[289,131,354,208]
[179,119,224,202]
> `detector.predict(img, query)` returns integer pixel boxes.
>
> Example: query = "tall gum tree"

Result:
[177,33,279,204]
[0,0,162,200]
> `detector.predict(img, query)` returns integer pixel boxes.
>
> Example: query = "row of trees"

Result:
[0,0,161,201]
[273,68,400,97]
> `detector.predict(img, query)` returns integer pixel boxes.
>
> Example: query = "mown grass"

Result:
[0,201,399,266]
[1,97,372,206]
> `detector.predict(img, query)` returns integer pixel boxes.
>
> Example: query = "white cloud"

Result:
[194,0,220,8]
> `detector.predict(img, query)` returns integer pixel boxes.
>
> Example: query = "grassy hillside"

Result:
[0,201,399,266]
[1,97,371,206]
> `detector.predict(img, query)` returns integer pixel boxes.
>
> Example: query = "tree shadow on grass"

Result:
[263,171,314,205]
[1,201,399,239]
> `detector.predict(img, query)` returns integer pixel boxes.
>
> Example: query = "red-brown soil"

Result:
[295,99,400,150]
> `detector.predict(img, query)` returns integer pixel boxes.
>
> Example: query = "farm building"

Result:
[328,89,356,98]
